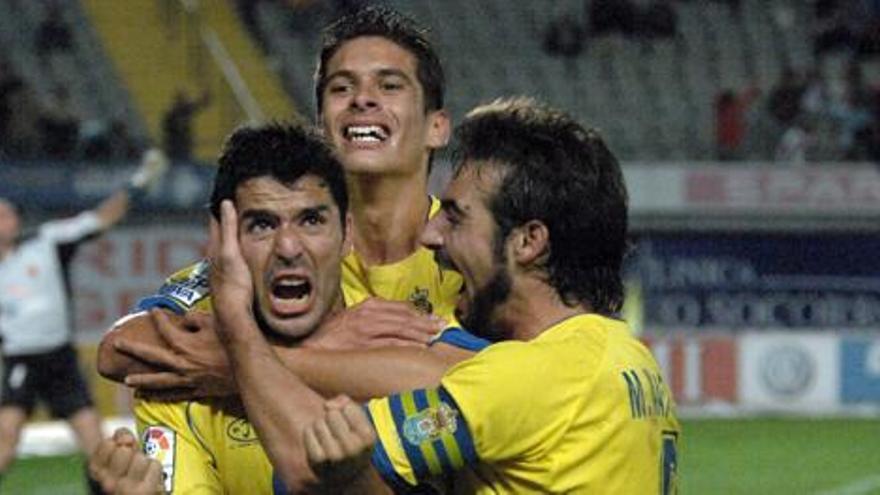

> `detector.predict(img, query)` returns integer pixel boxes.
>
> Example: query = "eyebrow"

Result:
[440,199,465,217]
[239,208,277,222]
[325,68,414,84]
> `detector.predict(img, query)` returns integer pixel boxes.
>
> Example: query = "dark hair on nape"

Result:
[451,97,629,316]
[314,5,445,115]
[210,122,348,223]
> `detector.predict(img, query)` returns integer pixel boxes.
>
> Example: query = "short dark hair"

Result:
[210,122,348,223]
[452,97,629,316]
[314,5,445,115]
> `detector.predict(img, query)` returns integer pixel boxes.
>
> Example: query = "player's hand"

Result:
[118,309,236,400]
[304,396,377,490]
[89,428,164,494]
[210,200,255,344]
[304,297,447,350]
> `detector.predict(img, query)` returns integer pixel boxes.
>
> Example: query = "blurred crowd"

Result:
[3,0,880,165]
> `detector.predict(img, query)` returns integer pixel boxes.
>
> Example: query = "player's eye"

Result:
[327,81,353,94]
[301,210,327,227]
[380,79,405,92]
[245,216,277,235]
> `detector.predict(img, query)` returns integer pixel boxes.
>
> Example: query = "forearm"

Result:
[275,346,450,403]
[223,316,325,493]
[97,312,166,382]
[94,188,130,229]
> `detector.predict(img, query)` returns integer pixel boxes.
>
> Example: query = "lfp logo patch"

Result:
[142,426,176,492]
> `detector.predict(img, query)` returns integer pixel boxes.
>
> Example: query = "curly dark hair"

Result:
[210,122,348,224]
[452,97,629,316]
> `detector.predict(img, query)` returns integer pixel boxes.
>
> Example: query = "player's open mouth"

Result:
[270,275,313,315]
[343,124,389,144]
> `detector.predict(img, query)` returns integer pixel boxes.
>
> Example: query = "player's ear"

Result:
[426,109,450,150]
[510,220,549,267]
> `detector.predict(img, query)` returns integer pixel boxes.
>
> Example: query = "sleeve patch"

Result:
[141,425,176,493]
[381,387,478,483]
[135,260,211,313]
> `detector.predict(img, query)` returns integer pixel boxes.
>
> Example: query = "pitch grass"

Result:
[4,418,880,494]
[682,418,880,494]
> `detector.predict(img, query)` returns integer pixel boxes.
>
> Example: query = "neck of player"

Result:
[497,278,592,342]
[346,171,431,266]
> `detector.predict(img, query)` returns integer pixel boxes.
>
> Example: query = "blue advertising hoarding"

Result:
[841,337,880,403]
[630,234,880,330]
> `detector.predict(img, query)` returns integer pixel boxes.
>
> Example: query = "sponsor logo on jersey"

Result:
[226,417,259,444]
[402,402,458,446]
[409,287,433,314]
[142,426,176,492]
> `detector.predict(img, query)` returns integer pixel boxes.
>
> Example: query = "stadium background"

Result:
[1,0,880,493]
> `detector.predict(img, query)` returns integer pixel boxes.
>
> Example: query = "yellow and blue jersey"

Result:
[135,328,487,494]
[137,398,280,494]
[367,314,681,494]
[133,197,474,493]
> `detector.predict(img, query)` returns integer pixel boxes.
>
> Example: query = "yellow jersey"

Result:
[136,398,282,494]
[133,197,470,493]
[367,314,681,494]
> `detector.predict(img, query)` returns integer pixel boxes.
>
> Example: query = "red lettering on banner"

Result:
[642,334,738,405]
[132,238,145,276]
[80,238,117,276]
[701,337,737,401]
[685,168,880,209]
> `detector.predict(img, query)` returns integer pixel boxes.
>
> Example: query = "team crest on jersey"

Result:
[408,287,433,314]
[402,402,458,446]
[226,417,259,444]
[142,426,175,492]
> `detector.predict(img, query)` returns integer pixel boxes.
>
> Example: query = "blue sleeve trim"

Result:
[135,295,186,315]
[271,471,289,495]
[388,395,432,479]
[438,387,478,465]
[365,404,415,493]
[411,390,456,474]
[432,327,491,352]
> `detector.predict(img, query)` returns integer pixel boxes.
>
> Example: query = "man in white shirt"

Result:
[0,149,166,491]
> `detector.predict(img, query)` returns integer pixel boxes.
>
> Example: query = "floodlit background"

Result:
[1,0,879,493]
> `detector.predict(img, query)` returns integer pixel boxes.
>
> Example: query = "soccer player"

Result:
[98,4,464,393]
[210,97,681,493]
[91,122,488,494]
[0,149,167,490]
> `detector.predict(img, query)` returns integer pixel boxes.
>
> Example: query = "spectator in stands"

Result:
[0,60,25,157]
[588,0,636,38]
[775,116,817,165]
[715,85,760,161]
[800,67,831,117]
[234,0,268,52]
[161,89,211,162]
[543,13,586,74]
[638,0,678,40]
[81,119,141,162]
[766,66,805,127]
[37,87,80,159]
[34,3,73,65]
